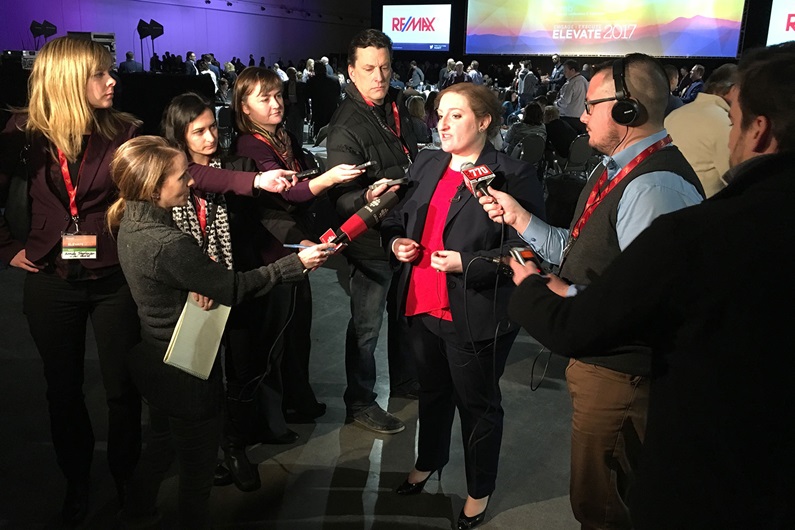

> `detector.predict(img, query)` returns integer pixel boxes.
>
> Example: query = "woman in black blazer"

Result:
[381,83,545,529]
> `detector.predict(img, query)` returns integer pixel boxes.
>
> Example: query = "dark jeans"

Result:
[343,258,416,414]
[23,270,142,485]
[124,405,221,530]
[408,314,517,499]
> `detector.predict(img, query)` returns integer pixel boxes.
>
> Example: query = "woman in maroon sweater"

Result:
[232,67,363,429]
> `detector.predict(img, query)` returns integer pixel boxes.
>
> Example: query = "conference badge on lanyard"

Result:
[58,146,98,260]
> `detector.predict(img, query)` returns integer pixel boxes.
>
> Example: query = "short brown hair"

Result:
[232,66,282,133]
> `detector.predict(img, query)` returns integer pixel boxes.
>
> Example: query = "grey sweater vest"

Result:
[559,145,702,375]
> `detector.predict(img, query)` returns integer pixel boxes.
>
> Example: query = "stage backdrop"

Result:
[0,0,368,66]
[465,0,746,58]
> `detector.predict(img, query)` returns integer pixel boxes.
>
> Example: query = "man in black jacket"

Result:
[326,29,419,434]
[504,42,795,529]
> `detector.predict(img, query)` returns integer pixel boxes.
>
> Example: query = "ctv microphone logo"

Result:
[392,17,436,32]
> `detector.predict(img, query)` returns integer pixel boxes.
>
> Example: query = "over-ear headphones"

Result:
[611,58,641,126]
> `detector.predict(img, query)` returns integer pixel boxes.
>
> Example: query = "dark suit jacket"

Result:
[381,143,546,342]
[118,60,143,73]
[0,114,138,268]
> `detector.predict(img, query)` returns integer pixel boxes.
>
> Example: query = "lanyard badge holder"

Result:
[58,147,98,260]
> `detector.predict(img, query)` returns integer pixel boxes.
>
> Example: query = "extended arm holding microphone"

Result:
[320,191,400,251]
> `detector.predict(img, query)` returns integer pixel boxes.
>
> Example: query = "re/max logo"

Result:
[392,17,436,32]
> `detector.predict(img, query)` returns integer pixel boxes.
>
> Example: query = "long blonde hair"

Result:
[26,36,140,162]
[106,136,183,230]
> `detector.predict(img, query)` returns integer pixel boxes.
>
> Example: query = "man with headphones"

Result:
[478,53,705,529]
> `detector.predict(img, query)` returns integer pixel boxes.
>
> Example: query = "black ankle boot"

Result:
[224,445,261,492]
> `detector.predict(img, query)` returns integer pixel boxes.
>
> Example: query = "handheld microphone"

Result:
[461,163,496,197]
[320,191,400,249]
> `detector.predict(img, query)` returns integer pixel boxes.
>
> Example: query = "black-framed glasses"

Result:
[584,96,618,115]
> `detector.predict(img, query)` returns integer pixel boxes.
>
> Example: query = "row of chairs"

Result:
[510,133,599,181]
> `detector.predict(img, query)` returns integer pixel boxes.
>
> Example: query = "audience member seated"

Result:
[501,89,520,125]
[407,95,431,144]
[504,103,546,155]
[681,64,705,103]
[663,64,683,117]
[665,63,738,197]
[424,91,439,130]
[543,105,577,159]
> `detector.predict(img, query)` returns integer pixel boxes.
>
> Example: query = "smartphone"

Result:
[369,177,408,189]
[354,160,379,170]
[295,168,320,179]
[510,246,542,268]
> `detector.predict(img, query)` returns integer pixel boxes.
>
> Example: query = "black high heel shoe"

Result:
[457,498,489,529]
[396,468,443,495]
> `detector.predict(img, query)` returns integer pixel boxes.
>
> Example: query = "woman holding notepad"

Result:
[107,135,333,530]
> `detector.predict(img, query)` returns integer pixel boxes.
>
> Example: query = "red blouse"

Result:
[405,166,462,321]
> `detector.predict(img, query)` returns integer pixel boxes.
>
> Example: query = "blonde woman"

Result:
[108,136,332,529]
[0,36,143,524]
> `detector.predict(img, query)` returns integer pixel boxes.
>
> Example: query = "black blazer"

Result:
[381,142,545,342]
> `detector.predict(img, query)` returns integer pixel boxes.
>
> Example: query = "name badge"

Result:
[61,233,98,260]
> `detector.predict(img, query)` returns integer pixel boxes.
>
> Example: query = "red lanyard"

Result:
[194,196,207,236]
[570,135,672,240]
[252,132,303,172]
[56,137,92,220]
[361,95,409,155]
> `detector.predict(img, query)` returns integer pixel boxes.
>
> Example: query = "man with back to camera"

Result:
[665,64,738,197]
[325,28,419,434]
[501,42,795,529]
[118,51,143,73]
[478,53,705,529]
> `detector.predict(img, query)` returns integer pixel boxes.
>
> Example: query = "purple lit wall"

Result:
[0,0,369,66]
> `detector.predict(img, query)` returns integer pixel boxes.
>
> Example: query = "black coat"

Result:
[508,152,795,529]
[326,83,418,260]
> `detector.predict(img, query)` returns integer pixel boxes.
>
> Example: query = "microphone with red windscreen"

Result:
[461,163,496,197]
[319,191,400,251]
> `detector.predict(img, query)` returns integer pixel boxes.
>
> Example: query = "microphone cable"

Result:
[232,281,299,404]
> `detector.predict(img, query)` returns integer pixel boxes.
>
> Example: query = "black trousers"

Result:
[408,314,517,499]
[124,405,221,530]
[23,270,142,484]
[224,283,292,439]
[280,277,322,413]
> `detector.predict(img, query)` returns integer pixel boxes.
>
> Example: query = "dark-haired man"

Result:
[555,59,589,134]
[326,28,418,434]
[118,51,143,73]
[681,64,705,103]
[479,53,704,529]
[503,42,795,529]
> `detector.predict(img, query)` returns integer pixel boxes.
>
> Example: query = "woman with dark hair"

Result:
[382,83,545,529]
[504,103,547,156]
[501,89,520,125]
[232,66,364,427]
[424,90,439,130]
[109,136,332,529]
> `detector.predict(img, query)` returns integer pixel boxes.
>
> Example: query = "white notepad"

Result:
[163,295,231,380]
